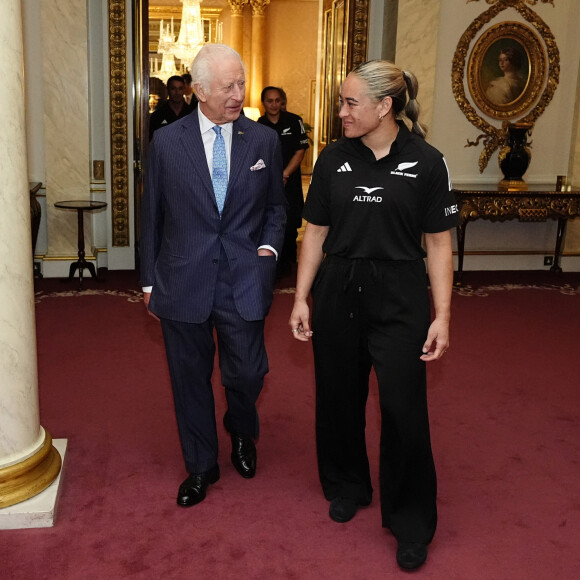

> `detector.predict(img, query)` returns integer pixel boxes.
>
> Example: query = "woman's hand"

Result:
[289,300,313,341]
[420,318,449,361]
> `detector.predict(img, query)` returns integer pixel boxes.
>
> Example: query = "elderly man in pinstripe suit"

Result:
[140,44,286,507]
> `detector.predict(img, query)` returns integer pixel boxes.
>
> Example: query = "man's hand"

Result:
[258,248,275,257]
[143,291,160,321]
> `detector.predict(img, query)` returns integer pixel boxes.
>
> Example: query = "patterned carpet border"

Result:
[33,282,580,302]
[34,289,143,303]
[452,283,580,297]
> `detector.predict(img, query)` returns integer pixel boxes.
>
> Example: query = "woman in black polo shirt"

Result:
[289,60,459,571]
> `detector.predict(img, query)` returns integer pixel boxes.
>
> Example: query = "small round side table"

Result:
[54,200,107,290]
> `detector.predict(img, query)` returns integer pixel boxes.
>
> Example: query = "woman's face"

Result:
[262,89,282,117]
[338,74,383,139]
[498,53,514,73]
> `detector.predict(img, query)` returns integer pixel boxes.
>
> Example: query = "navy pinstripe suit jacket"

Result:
[140,111,287,323]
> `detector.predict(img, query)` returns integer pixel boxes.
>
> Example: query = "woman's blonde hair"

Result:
[349,60,427,139]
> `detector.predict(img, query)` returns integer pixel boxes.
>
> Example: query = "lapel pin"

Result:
[238,131,244,135]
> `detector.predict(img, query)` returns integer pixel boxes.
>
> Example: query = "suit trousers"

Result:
[160,249,268,475]
[311,255,437,544]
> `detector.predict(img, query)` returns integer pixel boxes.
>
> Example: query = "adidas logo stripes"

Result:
[337,162,352,172]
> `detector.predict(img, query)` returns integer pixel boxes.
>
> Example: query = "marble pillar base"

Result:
[0,439,67,530]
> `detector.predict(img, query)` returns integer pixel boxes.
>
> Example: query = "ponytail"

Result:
[402,71,427,139]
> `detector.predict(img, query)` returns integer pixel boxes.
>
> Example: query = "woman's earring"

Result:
[378,114,384,121]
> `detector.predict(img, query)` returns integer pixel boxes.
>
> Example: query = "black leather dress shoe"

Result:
[176,465,220,507]
[230,434,256,478]
[396,542,428,570]
[329,497,359,523]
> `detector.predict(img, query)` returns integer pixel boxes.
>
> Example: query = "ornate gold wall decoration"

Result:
[452,0,559,172]
[320,0,368,144]
[349,0,368,71]
[109,0,130,247]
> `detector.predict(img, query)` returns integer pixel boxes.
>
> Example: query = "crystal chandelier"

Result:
[150,0,205,84]
[172,0,205,64]
[150,18,181,84]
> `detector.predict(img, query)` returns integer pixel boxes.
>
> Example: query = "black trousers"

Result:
[160,254,268,475]
[311,255,437,544]
[278,180,304,271]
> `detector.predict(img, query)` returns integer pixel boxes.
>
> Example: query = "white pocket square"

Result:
[250,159,266,171]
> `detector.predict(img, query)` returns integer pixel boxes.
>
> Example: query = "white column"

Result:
[0,0,61,515]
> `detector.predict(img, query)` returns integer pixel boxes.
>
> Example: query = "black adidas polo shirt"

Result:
[303,122,459,260]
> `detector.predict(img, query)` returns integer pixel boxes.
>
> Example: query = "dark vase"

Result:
[498,122,532,190]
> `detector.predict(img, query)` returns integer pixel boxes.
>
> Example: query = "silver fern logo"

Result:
[391,161,418,178]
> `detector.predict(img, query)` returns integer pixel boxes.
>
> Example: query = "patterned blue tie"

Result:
[211,125,228,216]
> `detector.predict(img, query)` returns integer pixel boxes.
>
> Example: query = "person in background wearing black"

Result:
[289,60,459,571]
[149,75,195,140]
[182,72,199,107]
[258,86,309,278]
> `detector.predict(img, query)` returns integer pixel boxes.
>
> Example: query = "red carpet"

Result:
[1,269,579,578]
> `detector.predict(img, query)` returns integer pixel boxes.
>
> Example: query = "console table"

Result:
[453,184,580,285]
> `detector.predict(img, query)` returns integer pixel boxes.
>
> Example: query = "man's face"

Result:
[167,80,185,104]
[196,57,245,124]
[263,89,282,117]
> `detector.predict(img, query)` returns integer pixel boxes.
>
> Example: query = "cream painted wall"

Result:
[395,0,442,137]
[263,0,319,129]
[23,0,127,274]
[40,0,91,260]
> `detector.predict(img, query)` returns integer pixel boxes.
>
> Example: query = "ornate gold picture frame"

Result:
[452,0,560,172]
[467,22,546,120]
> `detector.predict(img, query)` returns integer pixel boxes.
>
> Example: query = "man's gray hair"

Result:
[190,44,245,93]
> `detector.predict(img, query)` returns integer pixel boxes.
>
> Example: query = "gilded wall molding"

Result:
[109,0,130,247]
[453,0,560,172]
[349,0,368,70]
[320,0,368,144]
